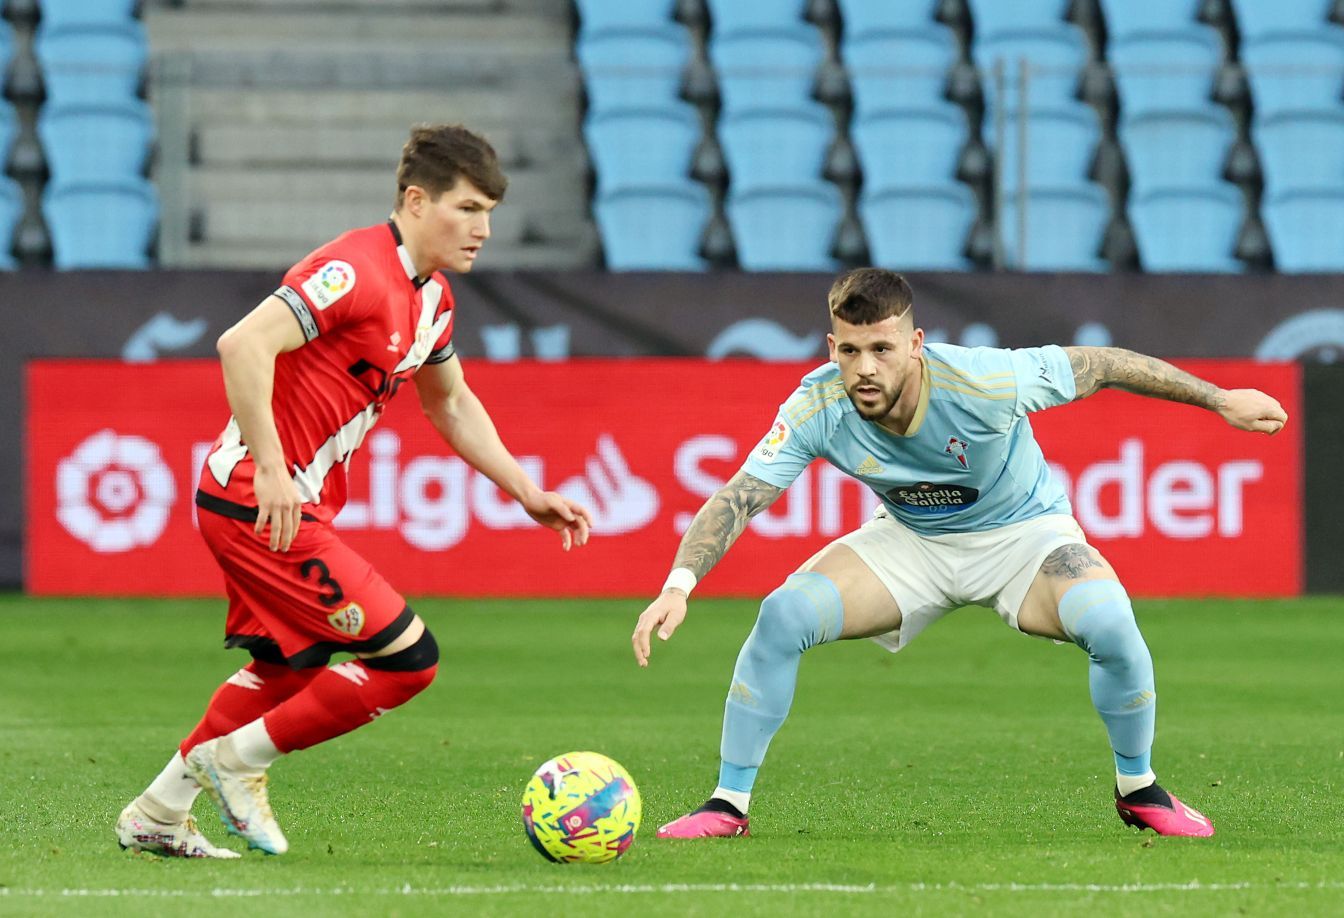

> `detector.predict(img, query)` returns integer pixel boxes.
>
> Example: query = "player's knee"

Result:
[1058,580,1146,664]
[364,626,440,692]
[754,573,845,655]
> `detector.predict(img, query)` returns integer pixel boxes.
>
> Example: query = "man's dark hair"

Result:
[395,123,507,208]
[827,268,915,326]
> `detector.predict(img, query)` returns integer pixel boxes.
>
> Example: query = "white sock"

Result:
[227,718,282,770]
[1116,770,1157,797]
[142,752,200,815]
[711,787,751,815]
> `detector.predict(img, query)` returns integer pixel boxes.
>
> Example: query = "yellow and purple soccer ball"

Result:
[521,751,642,863]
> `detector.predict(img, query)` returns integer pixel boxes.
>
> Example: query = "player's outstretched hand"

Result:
[632,590,688,667]
[522,490,592,551]
[1218,388,1288,435]
[254,465,303,552]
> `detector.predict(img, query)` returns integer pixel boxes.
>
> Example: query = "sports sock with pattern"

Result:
[178,659,322,758]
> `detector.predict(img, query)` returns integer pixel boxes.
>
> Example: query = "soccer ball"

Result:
[521,751,642,864]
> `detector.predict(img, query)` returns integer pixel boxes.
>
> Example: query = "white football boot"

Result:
[115,799,241,858]
[184,738,289,855]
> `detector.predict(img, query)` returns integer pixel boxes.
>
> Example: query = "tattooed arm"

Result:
[1063,346,1288,435]
[632,471,785,666]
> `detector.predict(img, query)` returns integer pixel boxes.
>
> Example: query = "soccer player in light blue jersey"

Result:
[632,268,1288,840]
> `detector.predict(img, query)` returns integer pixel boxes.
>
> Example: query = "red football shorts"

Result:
[198,508,410,668]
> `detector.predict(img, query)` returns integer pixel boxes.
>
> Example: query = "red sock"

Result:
[179,660,322,757]
[262,660,437,753]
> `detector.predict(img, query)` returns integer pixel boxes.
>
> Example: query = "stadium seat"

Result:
[852,105,966,193]
[1109,29,1224,123]
[993,103,1100,192]
[36,0,139,29]
[574,0,676,35]
[1230,0,1332,39]
[711,25,825,115]
[973,24,1090,111]
[0,176,20,269]
[967,0,1070,41]
[706,0,808,36]
[0,100,16,169]
[726,181,843,270]
[43,177,158,269]
[836,0,941,41]
[584,104,701,195]
[38,99,154,184]
[719,104,834,193]
[1128,185,1244,272]
[0,20,12,83]
[997,184,1110,271]
[577,25,692,117]
[1242,30,1344,120]
[1262,188,1344,271]
[845,26,958,116]
[1120,108,1235,196]
[35,21,148,105]
[593,183,710,270]
[1098,0,1203,41]
[1255,109,1344,195]
[859,183,976,270]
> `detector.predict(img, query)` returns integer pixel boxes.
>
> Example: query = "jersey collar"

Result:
[387,219,432,289]
[904,355,932,437]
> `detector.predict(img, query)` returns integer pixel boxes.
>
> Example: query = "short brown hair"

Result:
[395,124,508,208]
[827,268,914,325]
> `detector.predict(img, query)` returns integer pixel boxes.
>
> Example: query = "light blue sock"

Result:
[718,572,845,793]
[1057,580,1156,778]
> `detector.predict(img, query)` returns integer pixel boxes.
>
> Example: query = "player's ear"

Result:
[826,333,837,363]
[909,328,924,358]
[403,185,426,217]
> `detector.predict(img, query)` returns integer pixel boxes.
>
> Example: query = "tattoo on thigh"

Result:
[1041,544,1102,580]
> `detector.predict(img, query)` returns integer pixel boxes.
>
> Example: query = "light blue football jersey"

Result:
[741,343,1078,534]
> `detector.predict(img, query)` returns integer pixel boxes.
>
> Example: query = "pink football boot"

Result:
[656,804,750,839]
[1115,785,1215,837]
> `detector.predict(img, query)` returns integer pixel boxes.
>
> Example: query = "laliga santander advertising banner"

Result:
[26,359,1302,597]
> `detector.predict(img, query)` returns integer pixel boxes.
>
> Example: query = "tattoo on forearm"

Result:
[1041,544,1103,580]
[1066,346,1225,410]
[673,471,784,580]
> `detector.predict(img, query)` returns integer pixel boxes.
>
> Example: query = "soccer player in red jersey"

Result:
[115,125,592,858]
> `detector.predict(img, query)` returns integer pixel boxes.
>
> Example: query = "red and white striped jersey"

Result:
[198,221,456,523]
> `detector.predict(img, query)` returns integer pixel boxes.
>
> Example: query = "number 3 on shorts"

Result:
[300,558,345,608]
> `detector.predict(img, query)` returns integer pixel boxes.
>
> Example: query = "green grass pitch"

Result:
[1,594,1341,916]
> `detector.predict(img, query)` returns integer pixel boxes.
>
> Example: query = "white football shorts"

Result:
[837,509,1089,653]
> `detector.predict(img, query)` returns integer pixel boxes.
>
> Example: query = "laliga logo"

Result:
[56,429,176,552]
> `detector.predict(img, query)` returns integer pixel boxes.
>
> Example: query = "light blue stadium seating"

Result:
[836,0,940,41]
[584,104,700,195]
[992,103,1099,192]
[973,24,1089,111]
[726,182,843,270]
[594,182,710,269]
[0,20,13,81]
[1242,30,1344,120]
[577,25,692,116]
[1231,0,1333,40]
[859,183,976,270]
[1262,187,1344,271]
[711,25,824,115]
[1255,109,1344,195]
[997,184,1109,271]
[968,0,1070,42]
[0,176,21,269]
[38,99,154,184]
[43,178,158,269]
[845,26,958,116]
[574,0,676,35]
[1128,185,1244,272]
[719,103,834,193]
[0,100,17,169]
[38,0,139,29]
[1109,28,1224,123]
[1120,107,1235,195]
[852,105,966,193]
[35,21,148,105]
[1098,0,1202,41]
[707,0,808,36]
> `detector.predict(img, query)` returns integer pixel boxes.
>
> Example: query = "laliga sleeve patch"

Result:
[755,416,792,463]
[301,260,357,311]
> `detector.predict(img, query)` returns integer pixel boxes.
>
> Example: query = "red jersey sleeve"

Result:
[422,273,457,366]
[273,241,380,342]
